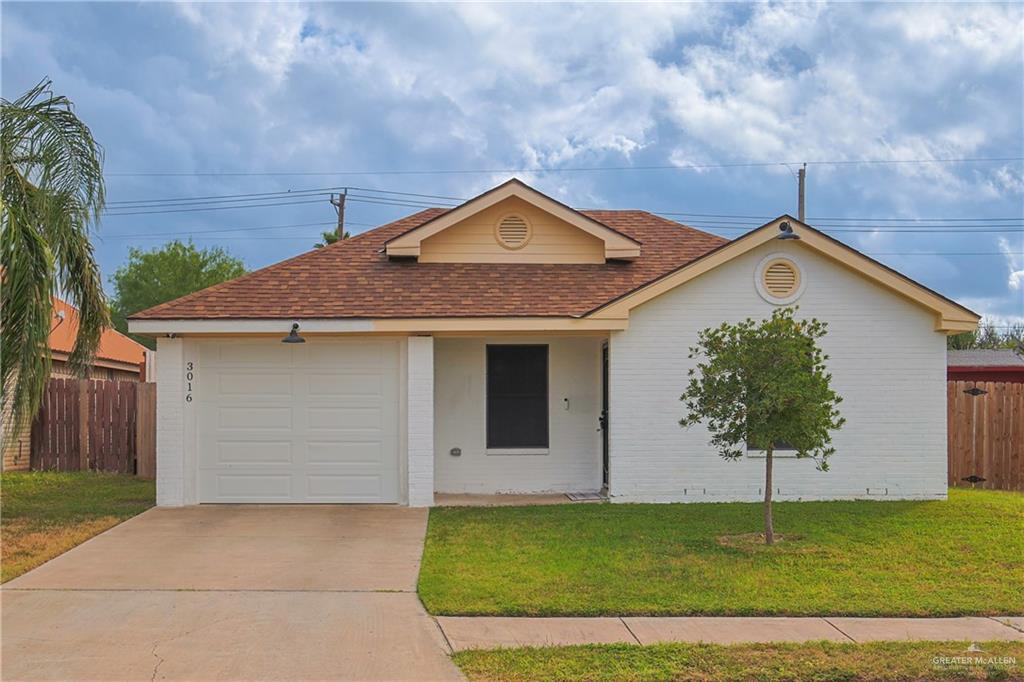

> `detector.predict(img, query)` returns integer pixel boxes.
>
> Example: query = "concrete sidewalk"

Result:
[436,615,1024,651]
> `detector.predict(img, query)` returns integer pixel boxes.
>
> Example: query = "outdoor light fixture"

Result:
[777,221,800,240]
[282,323,305,344]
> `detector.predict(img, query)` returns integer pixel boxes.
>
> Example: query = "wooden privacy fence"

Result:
[31,378,156,478]
[947,380,1023,492]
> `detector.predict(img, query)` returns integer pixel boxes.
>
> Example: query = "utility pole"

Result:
[330,188,347,239]
[797,163,806,222]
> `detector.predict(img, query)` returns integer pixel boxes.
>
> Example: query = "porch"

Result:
[430,336,609,500]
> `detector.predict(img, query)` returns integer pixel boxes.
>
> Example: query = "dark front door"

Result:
[601,342,609,489]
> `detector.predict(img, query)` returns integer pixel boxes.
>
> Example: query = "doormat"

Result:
[565,491,604,502]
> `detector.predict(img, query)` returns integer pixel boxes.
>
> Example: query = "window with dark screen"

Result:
[486,345,549,449]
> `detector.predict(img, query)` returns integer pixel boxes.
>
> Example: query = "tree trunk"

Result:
[764,447,774,545]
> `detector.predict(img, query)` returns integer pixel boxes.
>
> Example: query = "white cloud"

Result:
[3,1,1021,318]
[998,237,1024,291]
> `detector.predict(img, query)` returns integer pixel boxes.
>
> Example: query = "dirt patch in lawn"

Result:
[1,517,120,582]
[715,532,805,551]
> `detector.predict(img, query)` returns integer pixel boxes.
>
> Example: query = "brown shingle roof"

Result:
[130,210,727,320]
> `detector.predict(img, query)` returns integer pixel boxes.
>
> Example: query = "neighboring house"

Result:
[948,349,1024,383]
[48,298,149,382]
[129,179,979,507]
[2,298,149,471]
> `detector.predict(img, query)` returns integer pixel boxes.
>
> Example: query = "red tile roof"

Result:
[51,297,147,366]
[130,210,727,320]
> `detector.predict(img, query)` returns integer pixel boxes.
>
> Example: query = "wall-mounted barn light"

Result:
[777,221,800,240]
[282,323,305,344]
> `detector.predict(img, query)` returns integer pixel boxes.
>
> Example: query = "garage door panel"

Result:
[305,343,389,368]
[218,372,294,397]
[217,344,295,365]
[218,406,293,430]
[306,440,385,464]
[306,474,383,501]
[307,373,385,397]
[197,339,401,503]
[308,406,382,430]
[204,474,293,501]
[215,441,295,465]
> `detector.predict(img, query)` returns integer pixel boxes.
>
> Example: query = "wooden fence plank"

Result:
[31,377,153,477]
[948,379,1024,493]
[136,383,156,479]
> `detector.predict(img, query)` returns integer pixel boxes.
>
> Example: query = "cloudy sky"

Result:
[3,2,1022,323]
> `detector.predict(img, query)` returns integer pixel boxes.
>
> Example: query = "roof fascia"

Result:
[128,316,627,336]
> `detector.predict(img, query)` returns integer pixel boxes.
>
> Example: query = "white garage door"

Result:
[197,338,400,503]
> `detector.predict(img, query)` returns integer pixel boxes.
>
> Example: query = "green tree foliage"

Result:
[314,229,349,248]
[110,239,246,348]
[680,307,845,544]
[1,79,109,438]
[947,322,1024,350]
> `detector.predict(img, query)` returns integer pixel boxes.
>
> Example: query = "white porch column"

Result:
[406,335,435,507]
[155,337,185,506]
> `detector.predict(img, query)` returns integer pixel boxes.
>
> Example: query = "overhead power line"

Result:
[690,227,1024,234]
[103,156,1024,178]
[102,194,454,217]
[106,186,346,206]
[668,217,1024,228]
[105,184,1023,227]
[103,198,328,217]
[96,220,383,240]
[105,185,463,206]
[657,211,1024,222]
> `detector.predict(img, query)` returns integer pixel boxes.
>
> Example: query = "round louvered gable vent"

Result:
[755,255,804,304]
[763,260,799,298]
[495,214,532,250]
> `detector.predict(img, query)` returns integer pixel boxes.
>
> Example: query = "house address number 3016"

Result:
[185,362,194,403]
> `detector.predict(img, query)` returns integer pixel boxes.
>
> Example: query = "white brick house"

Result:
[129,179,978,507]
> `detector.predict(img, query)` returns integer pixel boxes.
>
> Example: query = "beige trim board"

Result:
[588,216,980,334]
[129,318,375,336]
[129,316,627,337]
[372,317,627,333]
[384,179,641,260]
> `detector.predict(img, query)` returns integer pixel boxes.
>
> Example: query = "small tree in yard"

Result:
[680,307,845,545]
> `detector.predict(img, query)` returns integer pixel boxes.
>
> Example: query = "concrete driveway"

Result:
[1,505,463,681]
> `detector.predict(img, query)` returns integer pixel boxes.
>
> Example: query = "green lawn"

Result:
[419,489,1024,616]
[454,641,1024,682]
[1,471,155,582]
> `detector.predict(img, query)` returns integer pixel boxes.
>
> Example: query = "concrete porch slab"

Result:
[623,617,850,644]
[435,493,602,507]
[2,590,461,681]
[826,617,1024,642]
[436,616,636,651]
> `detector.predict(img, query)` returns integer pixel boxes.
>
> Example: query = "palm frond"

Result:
[1,78,107,437]
[1,202,55,437]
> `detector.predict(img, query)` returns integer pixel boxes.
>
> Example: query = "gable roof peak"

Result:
[384,178,642,260]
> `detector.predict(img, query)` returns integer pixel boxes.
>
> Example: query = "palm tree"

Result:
[314,229,350,248]
[1,79,109,439]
